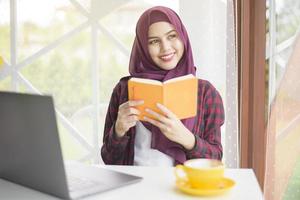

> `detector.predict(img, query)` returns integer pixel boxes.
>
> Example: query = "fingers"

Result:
[126,115,139,123]
[145,108,169,124]
[115,100,144,137]
[120,100,144,109]
[144,116,169,132]
[119,100,144,116]
[115,117,138,137]
[156,103,176,119]
[121,107,141,116]
[143,104,178,136]
[144,103,176,123]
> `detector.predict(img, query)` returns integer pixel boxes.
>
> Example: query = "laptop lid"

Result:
[0,91,143,199]
[0,92,71,199]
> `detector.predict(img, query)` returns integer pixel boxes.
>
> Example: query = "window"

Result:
[265,0,300,199]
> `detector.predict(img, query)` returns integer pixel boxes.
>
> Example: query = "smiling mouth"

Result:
[160,53,175,62]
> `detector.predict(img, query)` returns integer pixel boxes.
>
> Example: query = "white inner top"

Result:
[134,121,174,166]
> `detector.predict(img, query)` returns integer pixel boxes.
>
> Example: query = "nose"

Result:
[160,39,171,52]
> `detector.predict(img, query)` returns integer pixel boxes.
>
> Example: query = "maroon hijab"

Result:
[128,6,196,164]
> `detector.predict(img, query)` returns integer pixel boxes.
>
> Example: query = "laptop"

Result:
[0,91,142,199]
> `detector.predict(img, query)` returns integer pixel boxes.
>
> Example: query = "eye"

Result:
[148,39,160,45]
[168,34,177,40]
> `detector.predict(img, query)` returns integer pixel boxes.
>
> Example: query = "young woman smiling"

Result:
[101,6,224,166]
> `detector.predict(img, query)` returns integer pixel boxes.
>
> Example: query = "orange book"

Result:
[128,74,198,121]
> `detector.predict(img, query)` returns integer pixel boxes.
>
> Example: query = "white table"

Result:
[0,166,264,200]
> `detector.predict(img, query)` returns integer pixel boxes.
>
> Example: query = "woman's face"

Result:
[147,21,184,70]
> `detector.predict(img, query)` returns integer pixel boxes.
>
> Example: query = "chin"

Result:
[159,64,177,70]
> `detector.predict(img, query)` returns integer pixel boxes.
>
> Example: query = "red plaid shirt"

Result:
[101,78,224,165]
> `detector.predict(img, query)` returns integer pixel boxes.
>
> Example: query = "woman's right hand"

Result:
[115,100,144,138]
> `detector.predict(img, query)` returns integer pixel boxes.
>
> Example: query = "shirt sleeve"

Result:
[101,83,130,165]
[185,83,224,160]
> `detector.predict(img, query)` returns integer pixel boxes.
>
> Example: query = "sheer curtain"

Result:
[265,32,300,200]
[180,0,239,168]
[264,0,300,198]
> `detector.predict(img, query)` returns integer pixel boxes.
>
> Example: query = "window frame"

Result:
[236,0,267,189]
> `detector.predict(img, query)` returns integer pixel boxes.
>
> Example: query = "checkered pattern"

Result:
[101,78,224,165]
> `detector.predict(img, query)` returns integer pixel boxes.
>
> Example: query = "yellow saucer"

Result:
[176,177,235,196]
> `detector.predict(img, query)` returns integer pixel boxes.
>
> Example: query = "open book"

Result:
[128,74,198,121]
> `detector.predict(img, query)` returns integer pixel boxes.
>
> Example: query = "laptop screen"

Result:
[0,92,69,198]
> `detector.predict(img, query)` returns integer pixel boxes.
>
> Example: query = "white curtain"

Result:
[179,0,239,168]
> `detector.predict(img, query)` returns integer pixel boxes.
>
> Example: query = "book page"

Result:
[163,76,198,119]
[130,77,162,85]
[128,80,163,121]
[163,74,195,84]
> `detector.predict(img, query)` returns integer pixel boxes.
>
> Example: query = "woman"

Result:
[101,6,224,166]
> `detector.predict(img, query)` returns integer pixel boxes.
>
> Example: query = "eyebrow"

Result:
[148,29,177,40]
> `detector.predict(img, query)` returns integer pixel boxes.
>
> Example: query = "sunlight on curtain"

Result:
[225,0,239,168]
[180,0,238,168]
[265,1,300,199]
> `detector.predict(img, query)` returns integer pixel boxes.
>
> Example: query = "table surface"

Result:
[0,165,264,200]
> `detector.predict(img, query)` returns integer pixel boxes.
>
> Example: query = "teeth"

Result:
[161,53,174,60]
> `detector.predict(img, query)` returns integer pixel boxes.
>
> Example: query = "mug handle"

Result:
[174,165,188,182]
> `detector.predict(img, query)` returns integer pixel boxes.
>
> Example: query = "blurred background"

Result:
[0,0,237,166]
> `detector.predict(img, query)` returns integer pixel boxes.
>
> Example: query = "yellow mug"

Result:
[175,158,224,189]
[0,56,4,67]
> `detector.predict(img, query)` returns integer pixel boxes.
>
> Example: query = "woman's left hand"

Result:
[144,103,195,150]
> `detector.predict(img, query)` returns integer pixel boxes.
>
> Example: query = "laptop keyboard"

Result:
[67,176,103,192]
